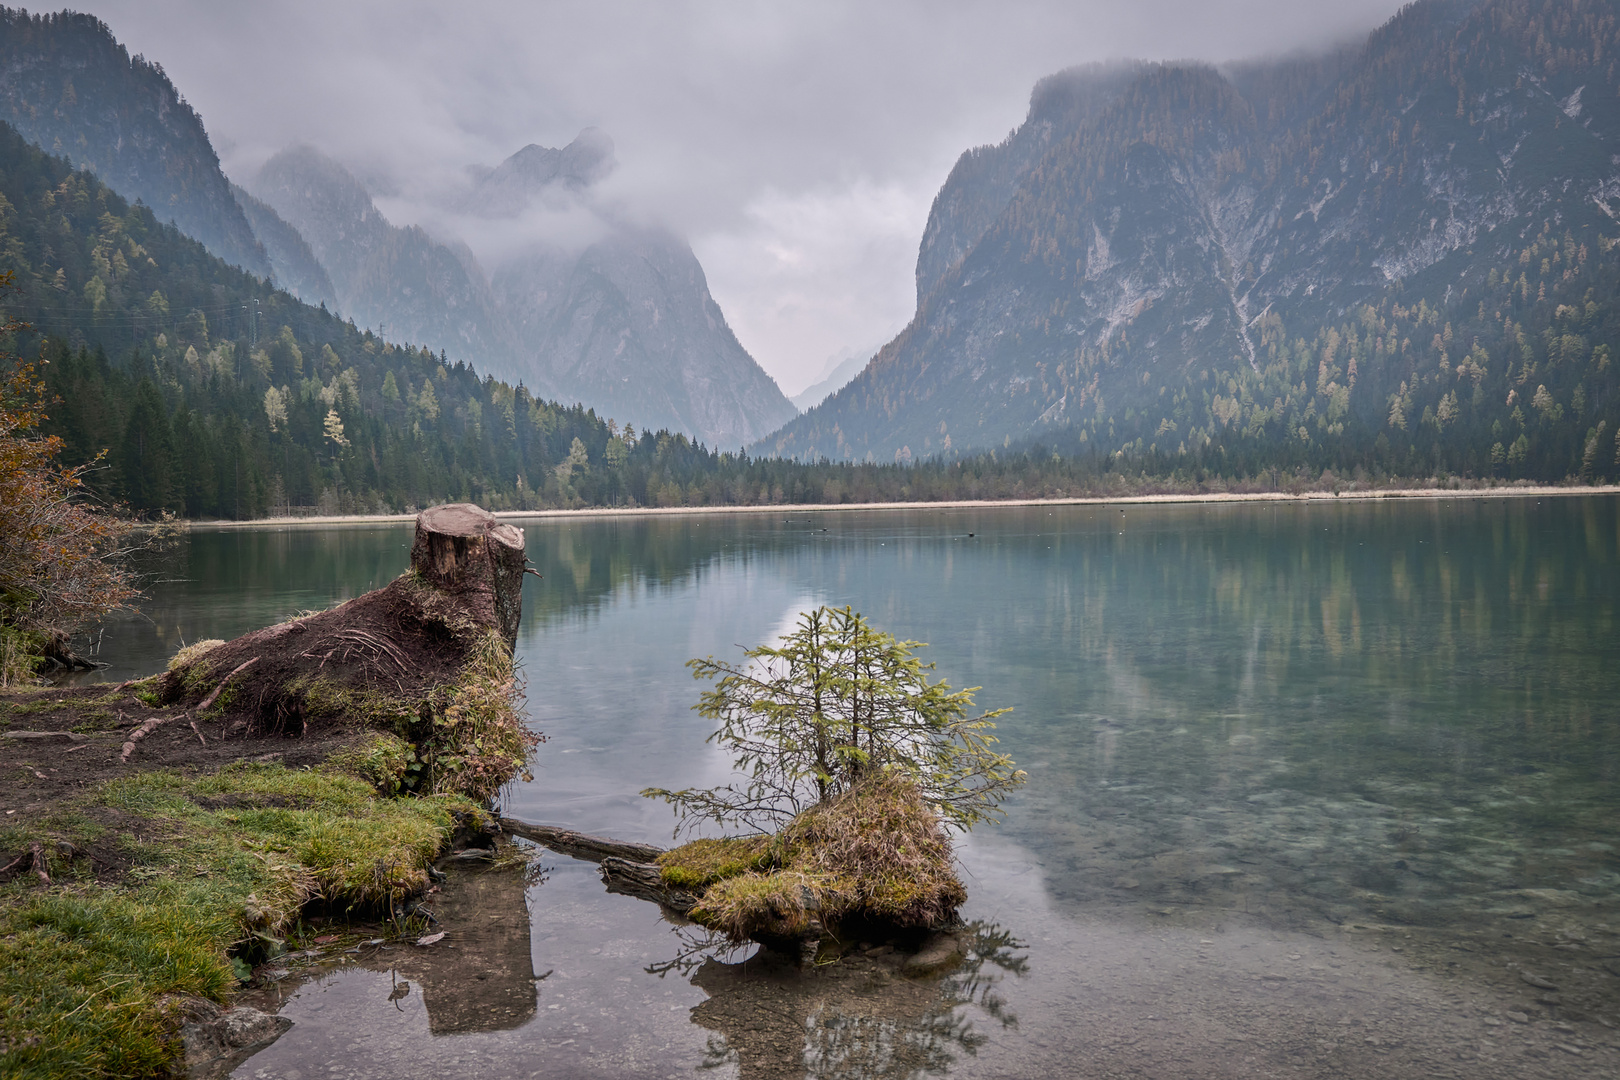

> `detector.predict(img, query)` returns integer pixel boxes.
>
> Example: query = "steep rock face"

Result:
[497,228,796,447]
[759,0,1620,463]
[466,133,796,446]
[913,61,1146,306]
[230,183,337,308]
[0,8,270,277]
[250,146,514,375]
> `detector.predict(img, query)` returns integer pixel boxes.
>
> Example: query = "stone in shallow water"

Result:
[903,933,964,973]
[182,1005,293,1079]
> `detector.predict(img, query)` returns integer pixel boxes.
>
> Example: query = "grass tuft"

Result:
[168,639,225,675]
[669,771,966,944]
[421,630,537,801]
[324,732,413,795]
[656,836,778,889]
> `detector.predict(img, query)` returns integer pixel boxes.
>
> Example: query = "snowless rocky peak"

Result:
[459,128,616,217]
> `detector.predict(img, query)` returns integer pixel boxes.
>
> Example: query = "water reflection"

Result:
[679,923,1025,1080]
[65,497,1620,1075]
[411,861,537,1035]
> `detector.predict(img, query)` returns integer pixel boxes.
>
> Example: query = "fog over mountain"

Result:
[81,0,1407,395]
[244,129,796,447]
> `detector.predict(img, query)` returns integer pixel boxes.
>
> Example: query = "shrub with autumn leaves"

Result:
[0,273,136,683]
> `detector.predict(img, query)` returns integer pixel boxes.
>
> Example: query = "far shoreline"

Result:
[186,482,1620,530]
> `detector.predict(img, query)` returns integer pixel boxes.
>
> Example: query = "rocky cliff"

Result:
[759,0,1620,471]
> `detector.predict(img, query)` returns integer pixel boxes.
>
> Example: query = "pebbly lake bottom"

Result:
[60,498,1619,1077]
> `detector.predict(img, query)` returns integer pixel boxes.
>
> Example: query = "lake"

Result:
[79,497,1620,1077]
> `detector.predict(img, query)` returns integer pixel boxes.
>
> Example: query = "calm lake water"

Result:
[78,497,1620,1077]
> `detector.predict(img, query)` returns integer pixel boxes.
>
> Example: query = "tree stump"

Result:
[410,504,527,649]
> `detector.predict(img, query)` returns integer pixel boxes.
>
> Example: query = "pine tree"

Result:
[117,377,178,513]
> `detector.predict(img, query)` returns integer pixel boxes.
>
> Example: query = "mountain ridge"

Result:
[757,0,1620,481]
[0,7,271,278]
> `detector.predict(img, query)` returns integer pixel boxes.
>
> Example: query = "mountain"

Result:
[0,7,791,449]
[229,183,337,308]
[248,134,795,447]
[248,145,515,377]
[454,127,615,215]
[494,226,796,448]
[790,348,868,412]
[0,117,731,517]
[758,0,1620,479]
[458,133,798,447]
[0,8,270,278]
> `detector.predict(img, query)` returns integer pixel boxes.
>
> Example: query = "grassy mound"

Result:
[0,760,485,1078]
[658,772,966,944]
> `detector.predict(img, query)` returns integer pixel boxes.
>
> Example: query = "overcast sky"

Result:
[90,0,1404,394]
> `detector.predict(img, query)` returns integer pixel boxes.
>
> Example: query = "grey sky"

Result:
[89,0,1404,394]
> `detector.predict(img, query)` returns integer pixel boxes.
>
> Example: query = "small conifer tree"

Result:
[645,605,1024,835]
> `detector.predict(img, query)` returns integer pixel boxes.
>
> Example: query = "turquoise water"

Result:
[76,497,1620,1076]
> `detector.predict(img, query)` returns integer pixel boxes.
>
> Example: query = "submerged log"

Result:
[497,818,665,863]
[410,503,527,649]
[600,857,699,915]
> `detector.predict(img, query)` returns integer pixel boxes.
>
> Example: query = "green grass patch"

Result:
[656,835,779,889]
[4,698,68,715]
[69,710,117,733]
[324,732,413,795]
[0,761,475,1079]
[665,772,968,943]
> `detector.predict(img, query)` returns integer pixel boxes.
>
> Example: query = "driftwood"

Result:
[599,857,699,915]
[497,818,665,863]
[121,713,185,763]
[496,818,698,913]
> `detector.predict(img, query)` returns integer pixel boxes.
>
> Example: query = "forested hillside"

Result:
[761,0,1620,483]
[1,120,1168,518]
[0,121,742,517]
[0,7,270,277]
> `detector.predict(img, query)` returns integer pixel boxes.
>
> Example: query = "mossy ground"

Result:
[0,757,481,1079]
[0,567,536,1076]
[657,773,967,944]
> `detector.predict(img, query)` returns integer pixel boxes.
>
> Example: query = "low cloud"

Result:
[90,0,1404,389]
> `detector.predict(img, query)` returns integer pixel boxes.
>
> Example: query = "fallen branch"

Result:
[29,841,49,885]
[121,712,185,763]
[198,657,259,712]
[0,850,27,876]
[190,720,207,747]
[497,818,665,864]
[600,857,698,914]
